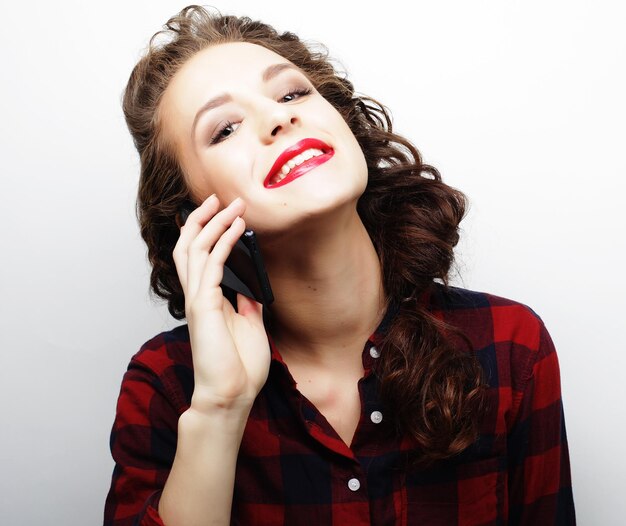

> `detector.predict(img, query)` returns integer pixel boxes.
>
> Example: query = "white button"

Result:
[369,346,380,358]
[348,478,361,491]
[370,411,383,424]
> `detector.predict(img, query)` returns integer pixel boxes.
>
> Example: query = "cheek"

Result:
[194,154,242,198]
[326,109,359,150]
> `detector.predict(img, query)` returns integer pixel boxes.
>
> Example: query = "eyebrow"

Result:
[191,62,304,141]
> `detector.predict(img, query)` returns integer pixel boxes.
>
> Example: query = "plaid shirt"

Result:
[104,283,576,525]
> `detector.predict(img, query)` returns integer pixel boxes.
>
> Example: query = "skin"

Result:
[160,42,388,441]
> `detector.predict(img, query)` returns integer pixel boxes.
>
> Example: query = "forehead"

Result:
[166,42,299,103]
[185,41,290,75]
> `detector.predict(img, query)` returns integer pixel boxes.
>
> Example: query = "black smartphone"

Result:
[177,202,274,309]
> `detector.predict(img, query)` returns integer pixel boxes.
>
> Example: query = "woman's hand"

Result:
[172,194,271,416]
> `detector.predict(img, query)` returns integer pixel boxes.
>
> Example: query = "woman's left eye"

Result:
[209,87,313,145]
[280,86,313,102]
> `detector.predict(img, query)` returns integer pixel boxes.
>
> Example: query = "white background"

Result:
[1,1,624,524]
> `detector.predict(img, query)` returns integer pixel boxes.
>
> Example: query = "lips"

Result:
[264,138,334,188]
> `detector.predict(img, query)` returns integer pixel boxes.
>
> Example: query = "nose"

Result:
[259,101,299,142]
[271,116,297,136]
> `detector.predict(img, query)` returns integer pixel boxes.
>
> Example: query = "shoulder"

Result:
[130,323,192,372]
[428,281,547,349]
[427,282,557,385]
[427,283,564,431]
[124,323,193,412]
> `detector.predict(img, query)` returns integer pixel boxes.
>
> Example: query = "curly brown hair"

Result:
[122,4,488,468]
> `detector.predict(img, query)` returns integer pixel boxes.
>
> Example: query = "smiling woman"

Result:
[157,40,369,238]
[104,4,576,526]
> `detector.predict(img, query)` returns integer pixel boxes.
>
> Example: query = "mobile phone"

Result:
[177,202,274,308]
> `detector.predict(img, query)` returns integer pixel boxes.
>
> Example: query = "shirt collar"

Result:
[264,285,435,396]
[265,284,433,368]
[265,295,399,366]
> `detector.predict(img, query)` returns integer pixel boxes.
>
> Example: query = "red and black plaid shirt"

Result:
[104,283,576,525]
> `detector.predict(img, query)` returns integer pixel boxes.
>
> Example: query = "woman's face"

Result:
[159,42,368,236]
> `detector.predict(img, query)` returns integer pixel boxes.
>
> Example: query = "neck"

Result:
[260,206,388,370]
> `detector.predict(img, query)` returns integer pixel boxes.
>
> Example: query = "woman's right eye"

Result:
[210,120,238,145]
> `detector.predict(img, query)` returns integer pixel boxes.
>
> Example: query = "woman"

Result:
[104,5,575,525]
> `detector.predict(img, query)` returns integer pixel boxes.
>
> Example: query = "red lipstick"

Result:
[264,138,334,188]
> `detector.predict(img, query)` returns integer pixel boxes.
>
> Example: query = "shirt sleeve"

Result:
[507,320,576,525]
[103,359,180,526]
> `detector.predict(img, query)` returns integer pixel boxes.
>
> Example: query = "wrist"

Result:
[181,400,252,436]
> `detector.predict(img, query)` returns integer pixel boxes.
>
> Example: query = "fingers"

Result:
[187,198,246,300]
[188,197,245,260]
[193,214,246,302]
[172,194,247,305]
[172,194,220,292]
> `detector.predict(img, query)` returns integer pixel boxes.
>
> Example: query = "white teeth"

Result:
[270,148,325,185]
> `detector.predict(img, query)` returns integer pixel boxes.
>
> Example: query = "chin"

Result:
[251,189,361,240]
[250,163,367,231]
